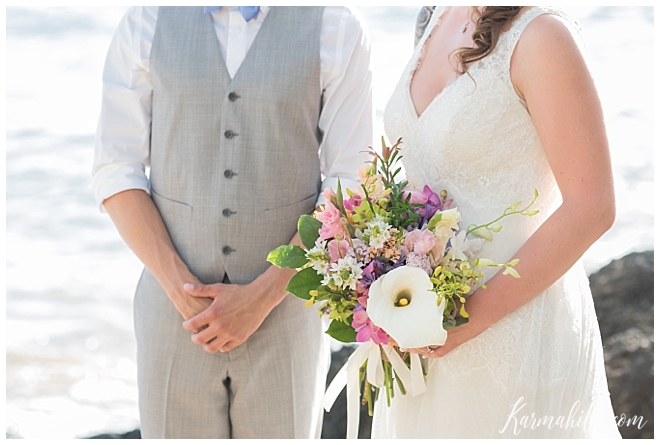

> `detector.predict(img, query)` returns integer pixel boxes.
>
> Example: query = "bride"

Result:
[371,6,621,438]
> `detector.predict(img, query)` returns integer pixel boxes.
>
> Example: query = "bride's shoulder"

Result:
[512,8,585,71]
[514,8,583,53]
[509,8,589,100]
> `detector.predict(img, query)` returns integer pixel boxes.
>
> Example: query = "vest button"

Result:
[222,208,233,217]
[224,169,235,178]
[228,92,239,102]
[222,246,233,255]
[224,130,235,139]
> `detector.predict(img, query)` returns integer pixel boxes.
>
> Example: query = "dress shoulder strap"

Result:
[491,7,582,98]
[498,6,582,62]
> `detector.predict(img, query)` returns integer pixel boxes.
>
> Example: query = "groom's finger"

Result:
[217,340,236,353]
[202,336,227,353]
[183,282,220,297]
[191,325,219,345]
[182,309,214,332]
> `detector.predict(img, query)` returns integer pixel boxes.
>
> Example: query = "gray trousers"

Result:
[134,269,330,438]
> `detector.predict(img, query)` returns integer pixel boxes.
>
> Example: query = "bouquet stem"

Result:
[365,381,374,416]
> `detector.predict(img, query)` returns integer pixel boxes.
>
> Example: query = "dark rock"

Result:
[590,250,654,439]
[84,429,141,439]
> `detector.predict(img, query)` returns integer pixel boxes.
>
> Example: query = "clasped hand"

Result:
[181,281,269,353]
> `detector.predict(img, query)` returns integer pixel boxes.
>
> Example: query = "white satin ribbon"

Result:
[323,341,427,439]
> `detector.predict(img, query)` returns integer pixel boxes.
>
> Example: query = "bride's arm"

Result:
[423,14,615,357]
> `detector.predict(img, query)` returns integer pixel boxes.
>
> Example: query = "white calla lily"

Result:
[366,266,447,349]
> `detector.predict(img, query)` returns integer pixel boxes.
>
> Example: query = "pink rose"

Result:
[317,203,345,240]
[404,229,436,255]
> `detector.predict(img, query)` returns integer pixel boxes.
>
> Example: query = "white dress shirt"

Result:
[92,6,373,211]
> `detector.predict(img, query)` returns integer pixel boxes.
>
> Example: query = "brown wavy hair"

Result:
[456,6,524,74]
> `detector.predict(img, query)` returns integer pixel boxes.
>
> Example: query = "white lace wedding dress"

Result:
[371,7,621,439]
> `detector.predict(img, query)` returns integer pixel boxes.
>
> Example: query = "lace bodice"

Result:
[384,6,578,272]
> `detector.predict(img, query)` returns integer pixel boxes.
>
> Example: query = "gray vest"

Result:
[148,6,324,285]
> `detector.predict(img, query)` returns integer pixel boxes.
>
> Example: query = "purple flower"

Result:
[391,247,408,269]
[423,185,442,206]
[343,194,362,213]
[361,259,386,288]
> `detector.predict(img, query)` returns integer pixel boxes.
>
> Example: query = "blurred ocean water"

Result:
[4,6,654,439]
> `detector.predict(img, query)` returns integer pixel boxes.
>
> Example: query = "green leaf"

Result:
[335,177,347,216]
[325,318,357,343]
[427,210,444,231]
[298,215,322,249]
[285,267,323,299]
[266,245,308,269]
[444,316,469,330]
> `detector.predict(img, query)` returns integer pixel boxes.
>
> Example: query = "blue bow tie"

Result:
[204,6,260,22]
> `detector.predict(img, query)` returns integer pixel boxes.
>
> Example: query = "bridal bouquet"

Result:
[268,137,538,437]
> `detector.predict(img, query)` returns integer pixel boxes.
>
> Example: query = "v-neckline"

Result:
[407,6,464,121]
[207,6,274,82]
[406,6,534,121]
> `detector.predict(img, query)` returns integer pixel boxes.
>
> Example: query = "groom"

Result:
[92,6,372,439]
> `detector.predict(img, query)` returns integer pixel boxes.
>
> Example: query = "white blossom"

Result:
[306,241,330,274]
[447,230,484,261]
[323,256,363,290]
[363,214,392,249]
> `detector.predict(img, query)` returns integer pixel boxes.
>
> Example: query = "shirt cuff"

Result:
[93,165,151,213]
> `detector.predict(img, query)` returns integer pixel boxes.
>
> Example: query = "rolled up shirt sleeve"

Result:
[92,6,158,212]
[317,6,374,206]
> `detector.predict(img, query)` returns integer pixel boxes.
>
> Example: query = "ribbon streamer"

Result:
[323,341,427,439]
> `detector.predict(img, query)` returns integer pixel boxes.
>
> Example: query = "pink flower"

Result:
[343,194,362,213]
[317,203,345,240]
[322,187,336,202]
[352,303,390,345]
[404,229,436,255]
[404,185,450,220]
[353,315,390,344]
[356,286,370,306]
[422,185,442,207]
[358,322,390,344]
[327,239,350,262]
[403,188,428,205]
[353,307,369,325]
